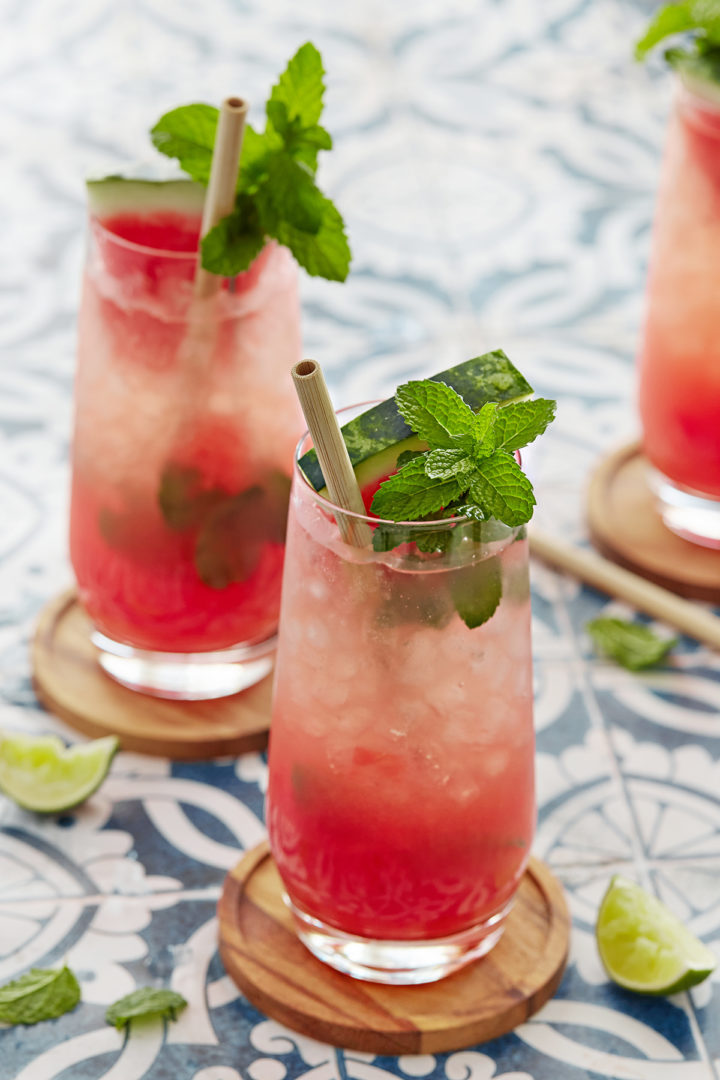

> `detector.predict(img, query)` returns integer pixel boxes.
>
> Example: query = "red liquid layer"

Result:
[71,212,301,652]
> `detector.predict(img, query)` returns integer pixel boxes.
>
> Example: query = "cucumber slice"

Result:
[299,350,533,492]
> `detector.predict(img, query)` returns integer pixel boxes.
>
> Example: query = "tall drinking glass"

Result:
[267,411,535,985]
[638,84,720,547]
[70,197,303,698]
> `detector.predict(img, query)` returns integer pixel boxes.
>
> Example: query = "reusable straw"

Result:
[291,360,373,548]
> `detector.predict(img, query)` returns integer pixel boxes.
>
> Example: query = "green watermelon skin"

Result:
[86,177,206,219]
[299,350,533,492]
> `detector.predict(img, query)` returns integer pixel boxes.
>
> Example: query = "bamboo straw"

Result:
[291,360,373,548]
[194,96,248,300]
[530,526,720,650]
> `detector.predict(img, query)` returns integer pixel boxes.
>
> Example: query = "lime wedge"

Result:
[0,733,119,813]
[596,875,716,994]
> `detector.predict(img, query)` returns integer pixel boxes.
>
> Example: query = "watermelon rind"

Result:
[299,350,534,492]
[86,176,206,219]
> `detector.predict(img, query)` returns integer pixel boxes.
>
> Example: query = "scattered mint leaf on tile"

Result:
[586,618,678,671]
[0,967,80,1026]
[106,988,187,1030]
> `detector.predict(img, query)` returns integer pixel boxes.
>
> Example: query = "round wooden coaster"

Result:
[588,442,720,602]
[32,590,272,759]
[217,841,570,1054]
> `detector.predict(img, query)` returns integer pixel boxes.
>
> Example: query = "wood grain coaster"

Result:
[217,842,570,1055]
[32,589,272,759]
[588,442,720,602]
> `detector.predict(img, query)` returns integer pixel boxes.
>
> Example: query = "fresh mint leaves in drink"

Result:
[106,987,188,1029]
[151,43,351,281]
[0,967,80,1025]
[371,381,555,527]
[635,2,720,86]
[587,618,678,671]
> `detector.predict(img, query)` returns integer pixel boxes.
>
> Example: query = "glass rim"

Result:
[293,400,511,532]
[89,213,203,260]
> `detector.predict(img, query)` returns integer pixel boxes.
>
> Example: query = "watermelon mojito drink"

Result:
[69,44,352,697]
[638,88,720,545]
[636,12,720,545]
[70,185,302,696]
[267,360,556,983]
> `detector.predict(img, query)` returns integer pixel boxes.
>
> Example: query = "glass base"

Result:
[287,896,513,985]
[92,630,276,700]
[649,470,720,549]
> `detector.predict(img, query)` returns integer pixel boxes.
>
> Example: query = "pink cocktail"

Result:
[267,416,535,984]
[638,86,720,545]
[70,194,303,697]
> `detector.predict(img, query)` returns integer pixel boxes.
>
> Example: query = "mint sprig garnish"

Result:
[635,2,720,85]
[587,618,678,671]
[0,967,80,1025]
[106,987,187,1030]
[151,43,351,281]
[371,381,555,529]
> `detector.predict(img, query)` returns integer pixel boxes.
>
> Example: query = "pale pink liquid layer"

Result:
[268,491,535,940]
[638,93,720,496]
[70,215,303,652]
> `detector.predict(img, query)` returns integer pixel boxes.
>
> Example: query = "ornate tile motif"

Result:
[1,0,718,1076]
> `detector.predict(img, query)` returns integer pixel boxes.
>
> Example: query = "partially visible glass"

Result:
[266,410,535,985]
[70,206,303,698]
[638,84,720,547]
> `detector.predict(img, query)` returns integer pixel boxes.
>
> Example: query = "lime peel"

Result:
[0,732,119,813]
[596,875,716,995]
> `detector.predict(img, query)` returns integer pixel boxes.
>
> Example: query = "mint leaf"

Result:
[635,1,720,60]
[195,474,290,589]
[237,124,282,192]
[425,448,474,480]
[273,198,351,281]
[256,154,324,234]
[106,988,187,1030]
[451,502,488,523]
[158,464,225,530]
[494,398,557,454]
[450,556,502,629]
[473,402,498,456]
[396,449,426,468]
[0,967,80,1025]
[268,41,325,127]
[200,207,266,276]
[371,455,468,521]
[151,104,218,184]
[372,523,412,552]
[470,453,536,527]
[666,43,720,81]
[396,381,476,450]
[151,44,351,283]
[587,619,678,671]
